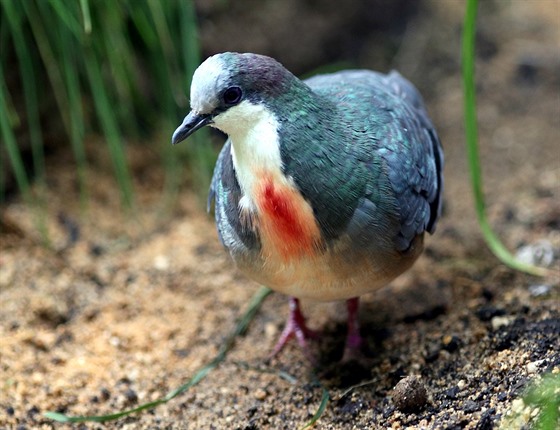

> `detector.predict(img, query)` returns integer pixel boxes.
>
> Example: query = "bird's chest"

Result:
[226,119,324,263]
[244,173,323,262]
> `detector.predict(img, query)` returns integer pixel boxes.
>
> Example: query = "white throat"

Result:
[212,100,283,209]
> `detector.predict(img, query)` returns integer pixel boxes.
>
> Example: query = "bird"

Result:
[172,52,443,361]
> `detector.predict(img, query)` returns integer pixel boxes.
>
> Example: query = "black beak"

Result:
[171,111,213,145]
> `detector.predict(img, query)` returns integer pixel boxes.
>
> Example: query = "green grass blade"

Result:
[21,1,72,140]
[126,4,161,127]
[461,0,549,277]
[3,1,45,185]
[0,64,51,244]
[234,361,299,384]
[0,2,51,243]
[83,45,134,209]
[148,0,181,95]
[98,7,138,136]
[0,3,9,63]
[128,4,157,47]
[179,0,201,83]
[45,0,82,37]
[300,387,329,430]
[79,0,91,34]
[44,286,273,423]
[146,1,183,206]
[127,3,182,207]
[58,18,88,207]
[0,65,31,202]
[176,0,216,198]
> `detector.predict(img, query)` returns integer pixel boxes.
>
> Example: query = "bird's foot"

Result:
[341,332,364,362]
[341,297,365,362]
[269,297,318,362]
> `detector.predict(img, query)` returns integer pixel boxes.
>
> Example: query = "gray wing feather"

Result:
[380,71,443,249]
[207,141,229,213]
[307,69,443,251]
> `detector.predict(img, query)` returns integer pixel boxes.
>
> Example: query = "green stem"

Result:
[462,0,549,277]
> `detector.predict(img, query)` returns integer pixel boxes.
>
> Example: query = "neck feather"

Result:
[213,100,284,209]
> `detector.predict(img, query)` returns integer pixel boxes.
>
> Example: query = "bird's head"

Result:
[172,52,299,145]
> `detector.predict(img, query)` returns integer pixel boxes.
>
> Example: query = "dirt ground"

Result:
[1,1,559,429]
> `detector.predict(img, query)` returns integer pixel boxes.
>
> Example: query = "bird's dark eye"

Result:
[223,86,242,105]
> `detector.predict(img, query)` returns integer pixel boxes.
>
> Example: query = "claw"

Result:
[270,297,318,361]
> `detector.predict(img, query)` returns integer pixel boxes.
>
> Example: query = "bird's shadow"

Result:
[316,321,391,388]
[315,278,450,388]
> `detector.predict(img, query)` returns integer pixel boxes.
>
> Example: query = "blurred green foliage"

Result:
[524,373,560,430]
[500,373,560,430]
[0,0,215,210]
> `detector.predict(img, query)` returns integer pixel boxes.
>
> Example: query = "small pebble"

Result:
[254,388,268,401]
[123,388,138,404]
[510,398,524,413]
[491,316,513,330]
[475,306,505,322]
[424,343,440,363]
[89,244,105,256]
[515,240,555,267]
[463,399,480,413]
[392,375,428,412]
[441,335,461,352]
[526,360,543,374]
[153,255,170,271]
[26,405,39,417]
[100,387,111,401]
[264,322,278,339]
[528,284,552,297]
[515,57,539,85]
[444,386,460,399]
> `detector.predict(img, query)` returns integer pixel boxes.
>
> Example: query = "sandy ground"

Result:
[1,1,559,429]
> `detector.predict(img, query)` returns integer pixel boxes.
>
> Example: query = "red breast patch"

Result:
[255,174,322,261]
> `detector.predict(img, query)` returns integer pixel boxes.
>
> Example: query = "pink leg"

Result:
[342,297,363,361]
[270,297,317,359]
